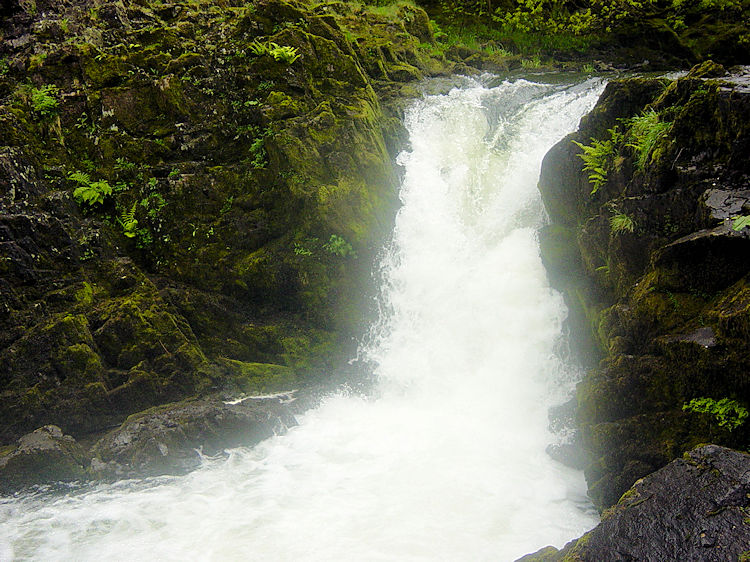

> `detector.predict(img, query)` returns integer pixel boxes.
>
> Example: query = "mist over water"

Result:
[0,76,604,561]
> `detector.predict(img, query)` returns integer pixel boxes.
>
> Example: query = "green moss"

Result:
[220,358,297,394]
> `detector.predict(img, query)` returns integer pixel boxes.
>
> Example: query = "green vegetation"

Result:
[248,41,301,64]
[683,397,748,431]
[68,172,113,206]
[323,234,357,258]
[732,215,750,231]
[269,44,301,64]
[30,85,60,117]
[572,127,622,195]
[119,203,139,238]
[521,55,541,69]
[610,213,635,234]
[625,110,672,170]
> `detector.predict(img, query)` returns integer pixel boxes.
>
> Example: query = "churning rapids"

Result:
[1,76,605,561]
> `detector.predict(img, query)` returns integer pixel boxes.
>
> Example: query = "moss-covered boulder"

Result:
[0,425,87,493]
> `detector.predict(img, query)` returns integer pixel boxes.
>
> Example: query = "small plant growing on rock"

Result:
[625,110,672,170]
[610,212,635,234]
[683,397,748,431]
[268,43,301,64]
[68,171,113,206]
[732,215,750,231]
[248,41,268,56]
[323,234,356,258]
[572,126,622,195]
[248,41,300,64]
[118,203,138,238]
[30,84,59,117]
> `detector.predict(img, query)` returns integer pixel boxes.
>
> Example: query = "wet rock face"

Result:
[579,446,750,561]
[539,66,750,510]
[0,394,312,491]
[90,394,299,478]
[0,425,87,493]
[519,445,750,562]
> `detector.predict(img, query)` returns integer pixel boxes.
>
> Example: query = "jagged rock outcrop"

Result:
[518,445,750,561]
[539,62,750,510]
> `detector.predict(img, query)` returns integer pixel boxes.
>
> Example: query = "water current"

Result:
[0,75,605,561]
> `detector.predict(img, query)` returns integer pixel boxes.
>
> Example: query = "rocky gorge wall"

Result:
[538,62,750,514]
[0,0,464,483]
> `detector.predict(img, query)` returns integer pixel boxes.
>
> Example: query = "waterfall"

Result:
[0,76,604,561]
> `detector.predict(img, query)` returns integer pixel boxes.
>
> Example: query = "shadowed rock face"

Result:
[538,63,750,510]
[519,445,750,561]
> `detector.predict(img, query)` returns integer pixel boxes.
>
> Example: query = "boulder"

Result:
[0,425,87,493]
[518,445,750,561]
[89,394,299,478]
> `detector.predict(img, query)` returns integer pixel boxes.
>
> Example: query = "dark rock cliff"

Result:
[539,62,750,511]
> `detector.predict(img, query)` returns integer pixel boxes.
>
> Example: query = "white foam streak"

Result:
[0,76,604,561]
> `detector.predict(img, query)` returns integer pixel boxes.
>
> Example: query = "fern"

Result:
[610,213,635,234]
[625,110,672,170]
[119,203,138,238]
[30,85,60,116]
[68,171,112,206]
[248,41,269,56]
[68,171,92,186]
[270,45,301,64]
[572,126,622,195]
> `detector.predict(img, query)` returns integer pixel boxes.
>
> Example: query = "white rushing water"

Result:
[0,76,604,561]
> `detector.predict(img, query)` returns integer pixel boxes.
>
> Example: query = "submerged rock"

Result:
[518,445,750,561]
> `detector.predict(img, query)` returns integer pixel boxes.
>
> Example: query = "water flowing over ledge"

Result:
[1,76,604,561]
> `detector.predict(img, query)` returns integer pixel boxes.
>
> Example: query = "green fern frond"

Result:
[248,41,268,56]
[119,203,138,237]
[68,171,92,186]
[610,213,635,234]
